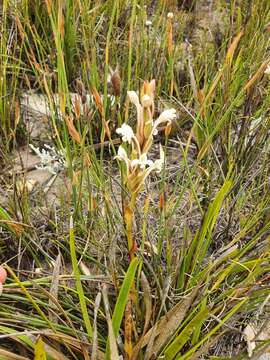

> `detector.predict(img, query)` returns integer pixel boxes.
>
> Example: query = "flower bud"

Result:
[165,122,172,136]
[141,94,151,108]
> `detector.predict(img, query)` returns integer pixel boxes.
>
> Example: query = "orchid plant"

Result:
[115,80,176,259]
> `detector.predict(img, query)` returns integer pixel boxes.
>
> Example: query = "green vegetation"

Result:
[0,0,269,359]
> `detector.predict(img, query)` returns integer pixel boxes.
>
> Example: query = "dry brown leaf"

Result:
[92,292,102,360]
[92,88,111,139]
[144,323,157,360]
[15,100,21,128]
[102,285,120,359]
[44,331,104,358]
[141,286,199,355]
[0,347,29,360]
[64,115,82,144]
[58,12,65,40]
[31,335,70,360]
[16,179,37,194]
[198,69,223,118]
[92,87,104,118]
[144,242,158,257]
[59,92,66,116]
[74,95,81,119]
[49,254,61,323]
[79,261,91,276]
[125,299,133,358]
[0,219,25,236]
[244,60,270,93]
[244,324,256,357]
[225,30,244,66]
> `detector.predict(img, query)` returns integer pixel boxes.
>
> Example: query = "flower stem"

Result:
[124,194,137,260]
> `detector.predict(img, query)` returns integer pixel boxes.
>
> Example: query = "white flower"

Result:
[141,108,176,154]
[145,20,152,27]
[157,108,176,123]
[116,123,135,144]
[151,108,176,135]
[115,145,143,173]
[265,64,270,75]
[141,94,152,108]
[127,91,140,107]
[115,145,129,166]
[140,145,165,176]
[131,153,153,170]
[127,90,144,141]
[153,145,165,172]
[133,145,165,193]
[167,12,174,19]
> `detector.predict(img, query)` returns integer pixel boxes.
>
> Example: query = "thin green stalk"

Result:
[69,215,93,340]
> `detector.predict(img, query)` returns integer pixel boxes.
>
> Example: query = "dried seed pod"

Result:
[75,79,87,103]
[108,66,121,97]
[74,95,81,119]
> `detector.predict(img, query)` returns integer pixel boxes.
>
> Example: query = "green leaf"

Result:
[69,217,93,339]
[105,257,140,359]
[187,177,232,288]
[178,298,247,359]
[0,206,23,235]
[163,307,209,359]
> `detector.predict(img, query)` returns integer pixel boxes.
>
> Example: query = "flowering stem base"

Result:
[124,195,137,260]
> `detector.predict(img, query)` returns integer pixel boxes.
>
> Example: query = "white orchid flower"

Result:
[152,144,165,173]
[142,108,176,153]
[114,145,130,169]
[156,108,176,126]
[151,108,176,135]
[131,153,154,170]
[131,145,165,194]
[116,123,135,144]
[127,91,140,107]
[127,91,144,142]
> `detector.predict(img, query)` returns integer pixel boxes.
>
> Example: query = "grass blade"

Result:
[69,215,93,340]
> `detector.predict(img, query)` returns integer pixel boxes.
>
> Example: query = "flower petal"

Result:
[151,108,176,136]
[127,91,140,107]
[157,108,176,123]
[153,145,165,172]
[115,145,130,169]
[117,145,128,159]
[116,123,135,144]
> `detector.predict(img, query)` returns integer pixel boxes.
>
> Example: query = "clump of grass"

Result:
[0,0,269,359]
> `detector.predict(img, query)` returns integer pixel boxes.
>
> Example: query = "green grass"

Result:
[0,0,269,359]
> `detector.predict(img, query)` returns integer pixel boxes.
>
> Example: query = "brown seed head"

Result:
[109,66,121,97]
